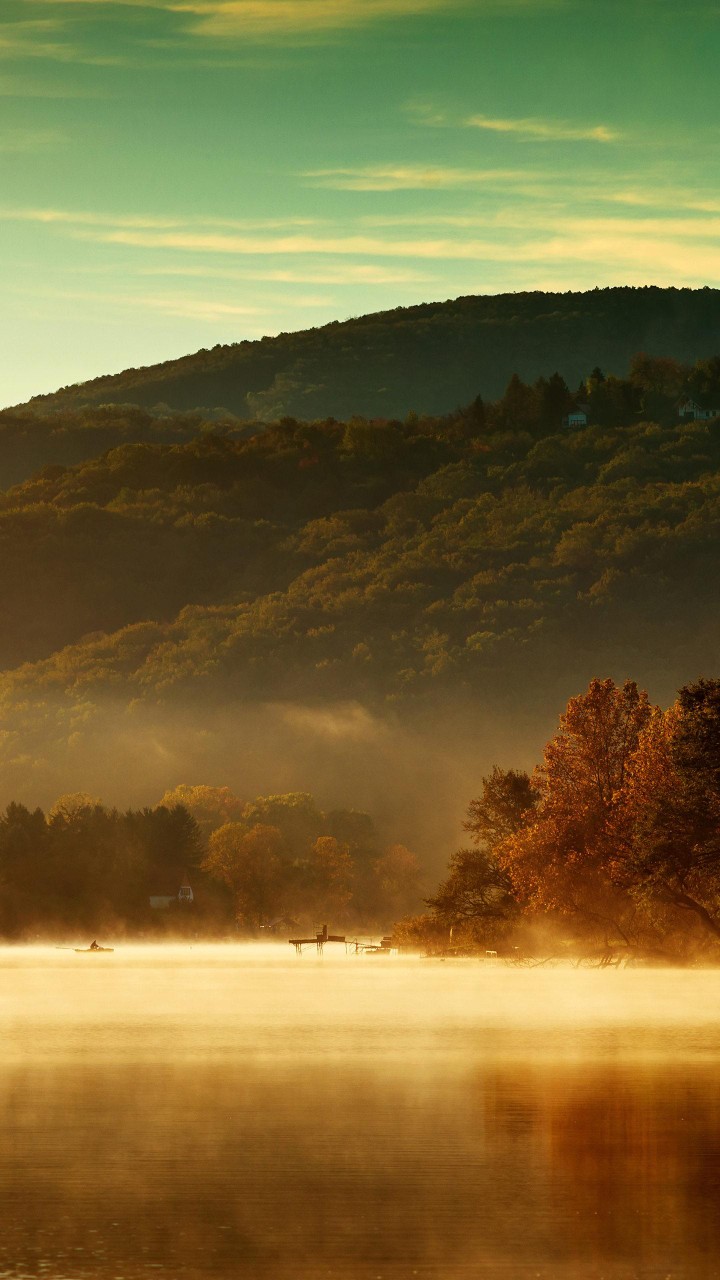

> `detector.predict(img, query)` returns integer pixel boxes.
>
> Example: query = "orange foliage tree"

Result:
[309,836,354,924]
[612,681,720,943]
[372,843,422,923]
[497,678,653,946]
[422,768,535,939]
[203,822,283,928]
[157,785,245,840]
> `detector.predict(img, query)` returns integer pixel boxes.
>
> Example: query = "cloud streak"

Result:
[0,207,325,231]
[27,0,550,24]
[8,203,720,294]
[465,114,619,142]
[0,17,131,65]
[303,165,532,190]
[0,127,65,152]
[81,227,511,258]
[0,19,76,62]
[0,73,101,96]
[172,0,464,38]
[23,0,564,43]
[140,262,433,284]
[405,99,620,142]
[70,225,720,283]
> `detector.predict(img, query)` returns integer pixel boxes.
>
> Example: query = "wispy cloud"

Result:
[19,0,462,32]
[0,206,325,231]
[0,127,65,152]
[404,100,620,143]
[80,227,509,258]
[25,0,561,41]
[465,114,619,142]
[519,231,720,280]
[142,292,347,319]
[0,207,187,228]
[0,17,127,64]
[604,190,720,214]
[403,100,452,128]
[68,221,720,288]
[255,264,433,284]
[18,283,339,322]
[0,73,101,96]
[140,262,433,284]
[303,165,531,191]
[359,211,541,227]
[0,19,75,62]
[536,212,720,240]
[9,202,720,289]
[139,295,263,320]
[170,0,467,39]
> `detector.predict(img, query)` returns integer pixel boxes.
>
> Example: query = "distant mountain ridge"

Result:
[18,286,720,421]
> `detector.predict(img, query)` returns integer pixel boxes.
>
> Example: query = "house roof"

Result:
[677,393,720,410]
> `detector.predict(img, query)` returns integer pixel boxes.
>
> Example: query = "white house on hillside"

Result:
[563,404,590,429]
[677,396,720,422]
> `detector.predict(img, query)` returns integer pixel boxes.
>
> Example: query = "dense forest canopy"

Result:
[15,286,720,421]
[0,353,719,678]
[2,346,720,863]
[0,404,257,490]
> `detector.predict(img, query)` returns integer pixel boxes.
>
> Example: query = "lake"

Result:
[1,945,719,1279]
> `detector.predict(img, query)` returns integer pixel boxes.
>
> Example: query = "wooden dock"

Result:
[289,926,396,955]
[289,924,346,954]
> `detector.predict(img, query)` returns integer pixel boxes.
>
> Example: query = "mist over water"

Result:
[0,695,551,872]
[1,656,704,878]
[2,945,720,1279]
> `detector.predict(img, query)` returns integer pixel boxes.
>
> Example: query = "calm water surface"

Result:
[1,945,719,1280]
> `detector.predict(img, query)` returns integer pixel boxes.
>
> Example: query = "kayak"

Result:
[74,947,114,953]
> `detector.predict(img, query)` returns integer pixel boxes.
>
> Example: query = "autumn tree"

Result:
[612,682,720,944]
[424,768,534,935]
[203,823,283,929]
[372,843,422,922]
[241,793,323,859]
[308,836,354,924]
[498,678,652,945]
[426,848,515,930]
[157,785,245,841]
[48,793,102,823]
[464,767,539,848]
[629,352,685,398]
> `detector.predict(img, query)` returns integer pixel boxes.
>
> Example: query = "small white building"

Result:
[677,397,720,422]
[178,879,194,903]
[149,878,194,909]
[561,404,589,430]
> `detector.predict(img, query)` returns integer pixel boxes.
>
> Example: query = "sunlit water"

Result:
[1,946,719,1280]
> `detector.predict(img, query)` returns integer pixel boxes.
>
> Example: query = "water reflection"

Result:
[1,946,719,1279]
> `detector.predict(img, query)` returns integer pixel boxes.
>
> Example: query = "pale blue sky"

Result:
[1,0,719,405]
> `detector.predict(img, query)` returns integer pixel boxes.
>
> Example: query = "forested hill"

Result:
[3,353,720,810]
[19,286,720,421]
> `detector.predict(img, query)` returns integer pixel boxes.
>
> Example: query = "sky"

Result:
[1,0,719,406]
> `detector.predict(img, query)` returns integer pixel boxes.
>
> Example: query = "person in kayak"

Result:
[89,940,100,950]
